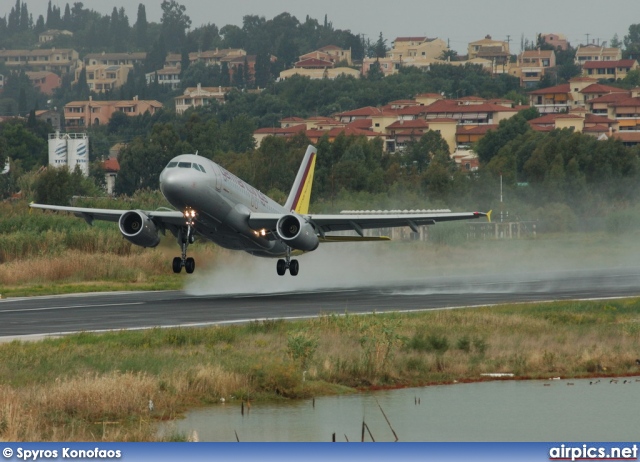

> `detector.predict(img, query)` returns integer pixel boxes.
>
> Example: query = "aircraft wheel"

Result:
[276,259,286,276]
[172,257,182,273]
[289,259,299,276]
[185,257,195,274]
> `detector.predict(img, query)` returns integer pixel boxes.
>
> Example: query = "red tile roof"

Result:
[394,36,427,42]
[588,92,632,104]
[346,119,373,129]
[584,113,616,124]
[415,93,445,98]
[530,125,555,132]
[456,124,499,135]
[103,158,120,172]
[336,106,382,117]
[580,83,628,94]
[386,119,429,130]
[328,126,381,137]
[424,100,520,114]
[583,59,637,69]
[609,96,640,107]
[254,124,306,135]
[612,132,640,142]
[396,106,430,116]
[583,124,611,133]
[528,83,571,95]
[295,58,334,68]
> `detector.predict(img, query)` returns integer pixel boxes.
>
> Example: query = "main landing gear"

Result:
[173,208,196,274]
[276,247,299,276]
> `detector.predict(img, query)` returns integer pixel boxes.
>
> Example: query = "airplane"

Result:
[30,145,490,276]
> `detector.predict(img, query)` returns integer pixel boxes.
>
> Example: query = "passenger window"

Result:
[166,162,178,168]
[178,162,192,168]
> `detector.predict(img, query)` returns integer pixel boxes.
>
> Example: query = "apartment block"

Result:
[64,96,162,130]
[75,65,130,93]
[174,84,231,114]
[83,52,147,67]
[582,59,638,81]
[0,48,79,74]
[575,44,622,63]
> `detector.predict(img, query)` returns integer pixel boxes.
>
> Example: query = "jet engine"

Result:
[276,214,319,251]
[118,210,161,248]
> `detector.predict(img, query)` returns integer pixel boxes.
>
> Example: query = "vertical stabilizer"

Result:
[284,145,317,214]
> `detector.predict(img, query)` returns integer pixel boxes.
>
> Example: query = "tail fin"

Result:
[284,145,317,214]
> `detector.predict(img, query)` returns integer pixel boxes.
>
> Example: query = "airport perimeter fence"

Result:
[361,217,611,244]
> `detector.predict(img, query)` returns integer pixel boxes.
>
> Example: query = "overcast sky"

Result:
[6,0,640,54]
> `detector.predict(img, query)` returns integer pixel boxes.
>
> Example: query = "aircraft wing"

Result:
[307,211,488,234]
[248,210,489,237]
[29,203,185,226]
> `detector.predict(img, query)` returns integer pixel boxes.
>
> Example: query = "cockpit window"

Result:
[178,162,192,168]
[190,163,206,173]
[166,162,178,168]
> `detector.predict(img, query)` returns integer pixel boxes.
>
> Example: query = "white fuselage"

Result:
[159,154,289,257]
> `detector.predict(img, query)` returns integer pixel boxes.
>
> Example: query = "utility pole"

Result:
[586,33,590,45]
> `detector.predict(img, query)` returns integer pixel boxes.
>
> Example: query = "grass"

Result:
[1,298,640,441]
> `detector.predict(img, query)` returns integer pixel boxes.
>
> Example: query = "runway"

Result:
[2,267,640,339]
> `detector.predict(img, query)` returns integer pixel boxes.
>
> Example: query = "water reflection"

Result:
[161,377,640,441]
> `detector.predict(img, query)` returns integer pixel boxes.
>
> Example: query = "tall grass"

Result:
[0,299,639,440]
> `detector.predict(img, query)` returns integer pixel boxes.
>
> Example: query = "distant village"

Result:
[1,23,640,185]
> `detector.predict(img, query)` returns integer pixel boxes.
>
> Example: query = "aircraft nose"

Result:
[160,167,192,199]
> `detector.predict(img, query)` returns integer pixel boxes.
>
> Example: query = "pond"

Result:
[159,376,640,441]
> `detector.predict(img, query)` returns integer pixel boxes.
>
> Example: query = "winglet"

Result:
[284,145,317,214]
[486,210,492,223]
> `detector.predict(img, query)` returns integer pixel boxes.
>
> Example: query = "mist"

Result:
[184,228,640,297]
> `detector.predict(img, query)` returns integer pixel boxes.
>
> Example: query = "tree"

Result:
[623,24,640,59]
[134,4,148,49]
[160,0,192,52]
[476,113,531,164]
[116,123,185,194]
[0,119,48,171]
[406,131,450,172]
[33,166,95,205]
[438,49,458,61]
[254,52,271,88]
[610,33,622,49]
[374,32,388,58]
[366,60,384,81]
[145,35,167,73]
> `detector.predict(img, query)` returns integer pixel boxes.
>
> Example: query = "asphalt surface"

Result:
[2,267,640,339]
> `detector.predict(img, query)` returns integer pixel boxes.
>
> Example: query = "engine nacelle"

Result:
[276,214,319,251]
[118,210,161,248]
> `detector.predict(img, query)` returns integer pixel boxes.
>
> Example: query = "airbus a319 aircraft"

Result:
[30,145,489,276]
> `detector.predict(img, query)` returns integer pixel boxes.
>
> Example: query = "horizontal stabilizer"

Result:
[319,235,391,243]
